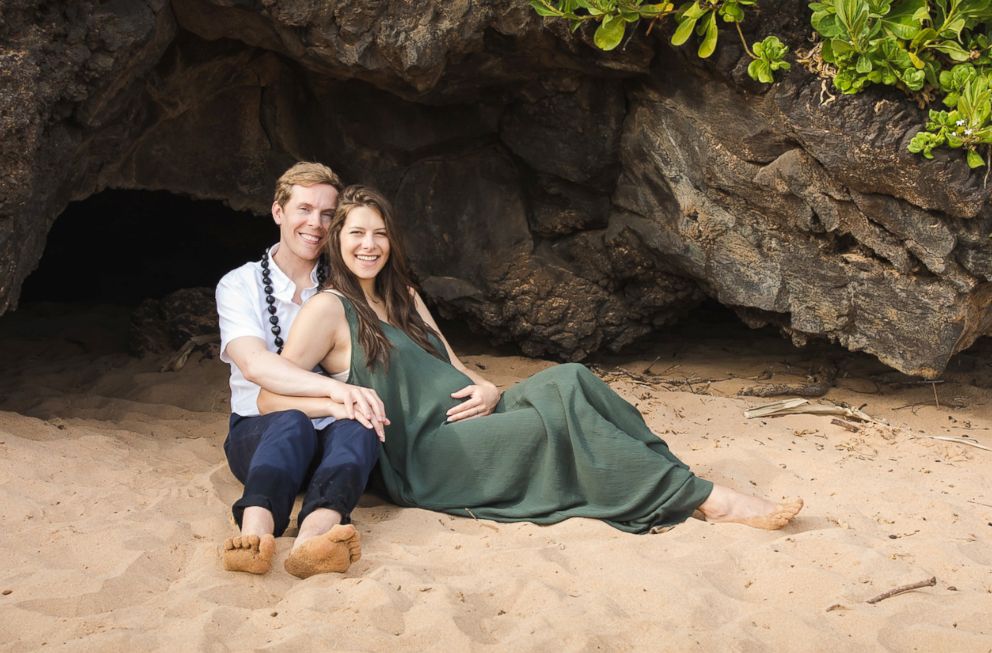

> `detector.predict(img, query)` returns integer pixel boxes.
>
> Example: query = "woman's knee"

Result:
[552,362,591,381]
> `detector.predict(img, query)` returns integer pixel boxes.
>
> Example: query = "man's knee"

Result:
[347,421,381,452]
[328,419,380,462]
[268,409,313,431]
[265,409,317,442]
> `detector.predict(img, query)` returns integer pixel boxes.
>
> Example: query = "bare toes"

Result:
[327,524,358,543]
[285,526,363,579]
[222,533,275,574]
[745,498,804,530]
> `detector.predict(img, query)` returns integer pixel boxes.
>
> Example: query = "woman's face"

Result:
[339,205,390,285]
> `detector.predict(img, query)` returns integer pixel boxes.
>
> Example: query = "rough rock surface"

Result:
[129,286,218,356]
[1,0,990,376]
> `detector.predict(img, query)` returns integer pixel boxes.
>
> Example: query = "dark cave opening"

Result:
[20,189,275,305]
[16,189,987,379]
[15,187,800,353]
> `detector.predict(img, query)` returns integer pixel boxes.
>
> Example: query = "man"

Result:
[216,162,387,578]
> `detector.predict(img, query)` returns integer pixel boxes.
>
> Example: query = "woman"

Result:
[259,185,803,533]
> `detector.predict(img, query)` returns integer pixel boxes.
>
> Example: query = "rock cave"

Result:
[3,0,991,376]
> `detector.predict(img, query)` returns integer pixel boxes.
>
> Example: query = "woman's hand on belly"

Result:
[445,382,500,423]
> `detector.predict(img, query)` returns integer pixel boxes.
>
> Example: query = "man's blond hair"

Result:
[273,162,343,208]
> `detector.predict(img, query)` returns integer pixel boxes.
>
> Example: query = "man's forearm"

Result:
[257,388,343,418]
[243,349,337,397]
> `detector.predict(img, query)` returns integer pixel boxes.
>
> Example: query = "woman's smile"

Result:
[340,205,390,286]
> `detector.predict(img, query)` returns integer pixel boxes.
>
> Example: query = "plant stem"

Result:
[735,21,756,59]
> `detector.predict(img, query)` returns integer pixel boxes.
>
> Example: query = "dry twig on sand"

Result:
[830,418,860,432]
[866,577,937,604]
[925,435,992,452]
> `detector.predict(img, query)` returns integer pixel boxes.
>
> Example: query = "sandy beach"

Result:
[1,302,990,652]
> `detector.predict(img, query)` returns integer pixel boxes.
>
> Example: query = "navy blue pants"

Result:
[224,410,379,537]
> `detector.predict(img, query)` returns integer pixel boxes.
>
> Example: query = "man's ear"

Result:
[272,200,283,225]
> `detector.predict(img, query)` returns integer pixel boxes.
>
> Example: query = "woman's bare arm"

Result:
[412,291,500,422]
[257,292,388,439]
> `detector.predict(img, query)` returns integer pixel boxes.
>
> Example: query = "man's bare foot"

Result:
[284,524,362,579]
[222,534,276,574]
[697,484,804,530]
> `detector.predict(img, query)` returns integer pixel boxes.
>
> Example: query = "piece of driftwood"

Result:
[830,418,860,432]
[738,364,837,398]
[866,577,936,604]
[738,382,831,397]
[161,333,220,372]
[743,398,876,422]
[926,435,992,452]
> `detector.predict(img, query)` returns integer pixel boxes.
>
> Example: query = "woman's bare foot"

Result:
[284,524,362,579]
[697,484,803,530]
[222,534,276,574]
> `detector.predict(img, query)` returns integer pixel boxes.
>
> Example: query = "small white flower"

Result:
[956,119,966,126]
[964,129,973,136]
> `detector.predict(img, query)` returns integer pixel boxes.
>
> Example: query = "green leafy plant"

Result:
[529,1,677,51]
[530,0,992,168]
[809,0,992,167]
[748,35,792,82]
[909,67,992,166]
[529,0,791,82]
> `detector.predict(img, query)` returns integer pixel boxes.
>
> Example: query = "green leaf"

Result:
[671,15,698,45]
[966,149,986,167]
[883,21,921,40]
[902,68,926,90]
[911,27,938,49]
[813,14,843,39]
[943,17,966,38]
[830,38,854,56]
[530,0,561,17]
[722,3,745,22]
[682,1,707,19]
[856,54,873,72]
[835,70,855,91]
[638,2,673,13]
[698,10,719,58]
[748,59,774,83]
[594,15,627,50]
[933,40,973,62]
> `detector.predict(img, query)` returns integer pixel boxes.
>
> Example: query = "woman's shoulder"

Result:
[303,289,347,316]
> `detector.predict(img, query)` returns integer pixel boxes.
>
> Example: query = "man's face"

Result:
[272,183,339,266]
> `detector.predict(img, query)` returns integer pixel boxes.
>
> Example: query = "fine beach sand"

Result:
[1,303,990,652]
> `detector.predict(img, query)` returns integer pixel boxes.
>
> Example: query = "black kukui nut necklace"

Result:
[260,250,326,354]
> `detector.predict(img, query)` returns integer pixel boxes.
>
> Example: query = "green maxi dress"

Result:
[339,296,713,533]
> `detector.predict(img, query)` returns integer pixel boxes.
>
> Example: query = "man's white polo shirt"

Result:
[216,244,340,428]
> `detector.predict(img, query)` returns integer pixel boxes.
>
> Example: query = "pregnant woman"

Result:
[259,185,803,541]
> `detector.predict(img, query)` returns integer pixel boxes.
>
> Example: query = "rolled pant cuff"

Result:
[232,494,286,536]
[298,499,353,527]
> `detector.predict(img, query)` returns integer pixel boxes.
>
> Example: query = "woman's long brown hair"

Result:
[323,185,443,370]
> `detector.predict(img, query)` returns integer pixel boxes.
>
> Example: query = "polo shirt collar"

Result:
[265,244,321,299]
